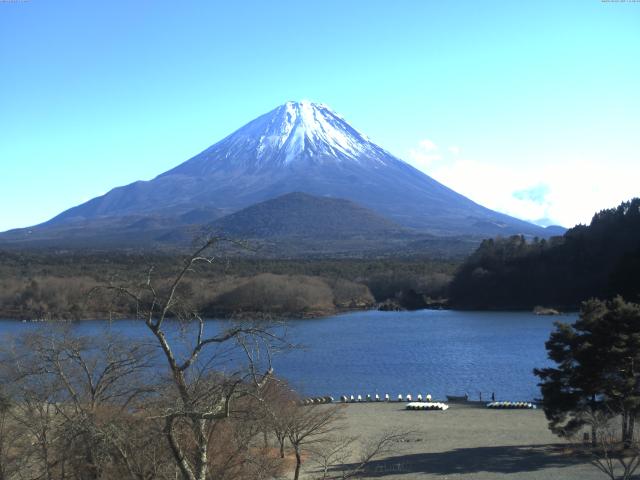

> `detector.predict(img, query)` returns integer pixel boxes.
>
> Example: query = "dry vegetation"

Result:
[211,274,373,317]
[0,251,455,320]
[0,346,403,480]
[0,240,407,479]
[0,330,311,479]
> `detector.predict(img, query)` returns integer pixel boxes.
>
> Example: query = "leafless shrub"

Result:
[564,409,640,480]
[325,278,374,309]
[309,429,410,480]
[0,391,26,480]
[287,404,345,480]
[587,414,640,480]
[257,378,299,459]
[0,328,162,480]
[213,273,335,315]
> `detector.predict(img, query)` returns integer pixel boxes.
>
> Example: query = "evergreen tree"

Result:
[535,297,640,447]
[449,198,640,309]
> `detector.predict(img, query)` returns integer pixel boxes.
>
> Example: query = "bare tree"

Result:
[308,436,356,480]
[287,404,344,480]
[1,329,159,480]
[97,237,282,480]
[203,395,285,480]
[0,390,24,480]
[309,430,409,480]
[587,413,640,480]
[258,378,299,459]
[10,391,63,480]
[0,238,291,480]
[98,413,174,480]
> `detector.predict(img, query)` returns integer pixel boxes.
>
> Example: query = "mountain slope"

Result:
[1,101,552,251]
[209,192,405,238]
[155,192,430,257]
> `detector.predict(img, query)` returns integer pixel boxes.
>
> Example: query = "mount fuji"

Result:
[2,101,555,251]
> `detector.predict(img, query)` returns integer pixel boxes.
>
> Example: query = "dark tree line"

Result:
[449,198,640,310]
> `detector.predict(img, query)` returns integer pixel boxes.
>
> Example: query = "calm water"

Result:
[0,310,575,401]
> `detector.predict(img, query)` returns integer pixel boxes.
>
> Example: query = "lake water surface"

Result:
[0,310,575,401]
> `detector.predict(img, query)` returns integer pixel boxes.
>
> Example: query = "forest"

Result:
[449,198,640,310]
[0,252,455,320]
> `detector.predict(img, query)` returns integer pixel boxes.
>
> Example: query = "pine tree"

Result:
[535,297,640,447]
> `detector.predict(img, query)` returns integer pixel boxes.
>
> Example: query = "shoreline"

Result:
[0,304,579,323]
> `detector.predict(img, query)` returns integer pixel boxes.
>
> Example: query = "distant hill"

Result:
[210,192,404,238]
[543,225,567,236]
[449,198,640,309]
[198,192,478,258]
[0,192,479,258]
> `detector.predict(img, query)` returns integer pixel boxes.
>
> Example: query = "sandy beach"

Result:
[302,402,604,480]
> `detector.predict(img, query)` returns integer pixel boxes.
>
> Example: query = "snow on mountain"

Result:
[27,100,550,239]
[253,100,379,164]
[163,101,394,178]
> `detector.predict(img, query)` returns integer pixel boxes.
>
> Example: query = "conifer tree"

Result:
[535,297,640,447]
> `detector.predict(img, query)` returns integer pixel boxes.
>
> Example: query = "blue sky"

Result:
[1,0,639,231]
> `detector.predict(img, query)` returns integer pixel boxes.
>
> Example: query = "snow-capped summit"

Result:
[165,101,391,176]
[254,100,380,164]
[33,101,550,238]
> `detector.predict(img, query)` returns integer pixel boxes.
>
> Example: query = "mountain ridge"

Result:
[1,101,556,251]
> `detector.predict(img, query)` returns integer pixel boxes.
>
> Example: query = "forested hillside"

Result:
[0,252,455,320]
[449,198,640,310]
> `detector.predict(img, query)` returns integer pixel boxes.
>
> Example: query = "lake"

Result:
[0,309,575,401]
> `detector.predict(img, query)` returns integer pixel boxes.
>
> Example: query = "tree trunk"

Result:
[590,395,598,448]
[194,419,208,480]
[280,440,285,459]
[85,447,100,480]
[623,412,631,448]
[36,426,55,480]
[293,448,302,480]
[165,419,196,480]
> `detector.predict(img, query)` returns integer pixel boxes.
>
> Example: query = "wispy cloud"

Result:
[405,135,640,227]
[408,138,442,170]
[513,184,550,205]
[426,159,640,228]
[419,139,438,151]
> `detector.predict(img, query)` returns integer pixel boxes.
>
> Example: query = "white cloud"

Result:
[448,146,461,155]
[419,139,438,151]
[405,137,639,228]
[426,158,640,228]
[513,184,550,205]
[408,138,442,170]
